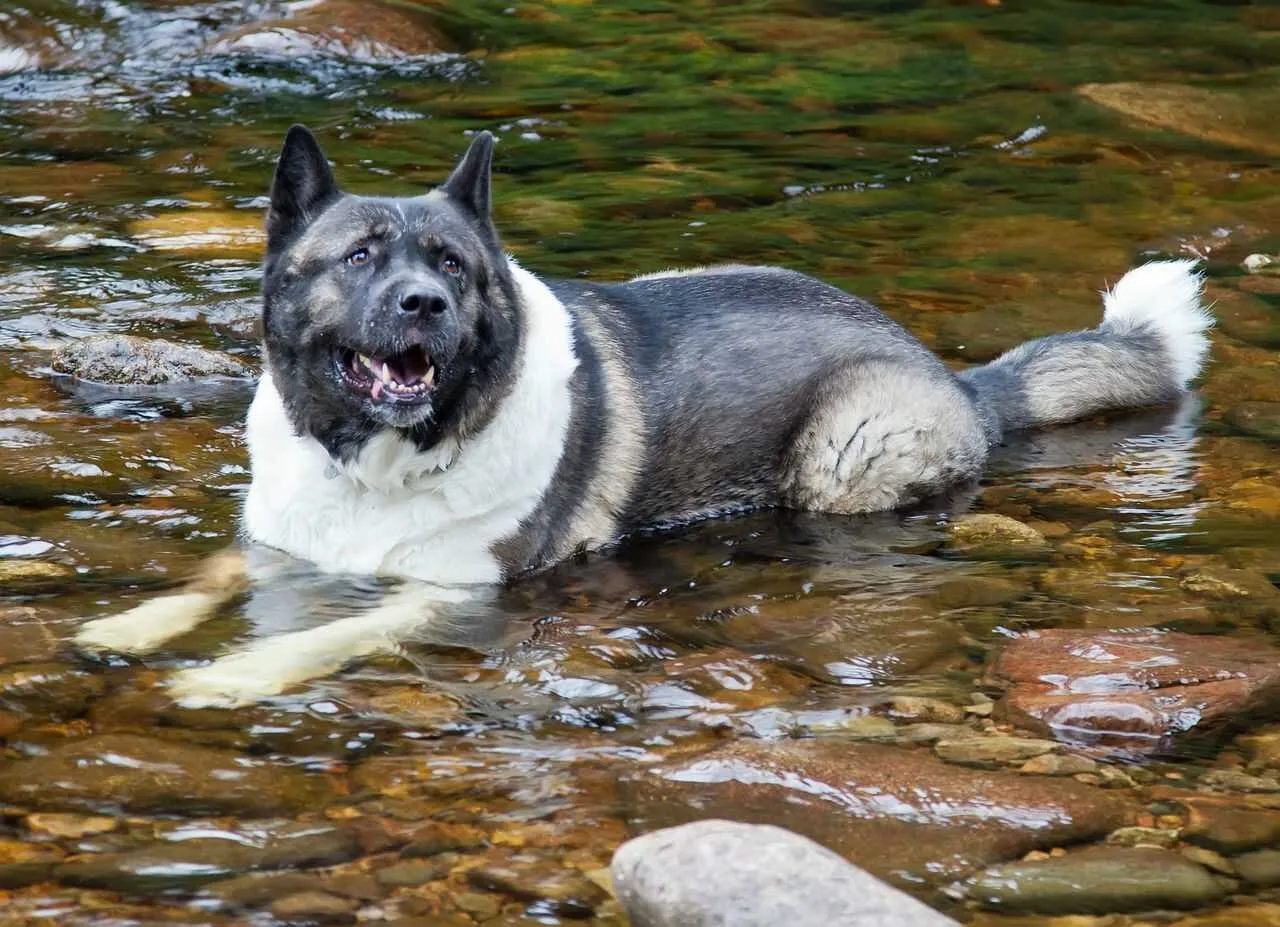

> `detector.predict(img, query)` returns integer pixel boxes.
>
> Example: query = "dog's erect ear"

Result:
[440,131,495,220]
[267,125,339,252]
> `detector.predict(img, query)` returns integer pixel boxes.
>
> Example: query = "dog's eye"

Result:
[346,248,370,267]
[441,255,463,277]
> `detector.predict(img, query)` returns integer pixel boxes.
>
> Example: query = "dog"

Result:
[75,126,1214,706]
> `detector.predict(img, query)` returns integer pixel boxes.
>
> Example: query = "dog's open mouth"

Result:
[336,346,436,403]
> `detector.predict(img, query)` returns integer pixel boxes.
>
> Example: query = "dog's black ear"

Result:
[440,131,495,220]
[267,125,339,252]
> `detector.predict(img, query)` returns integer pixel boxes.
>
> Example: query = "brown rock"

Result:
[1078,82,1280,157]
[934,735,1059,768]
[0,734,337,815]
[375,858,452,887]
[210,0,449,62]
[625,740,1134,887]
[944,515,1048,558]
[56,823,361,891]
[991,628,1280,756]
[1181,796,1280,853]
[270,891,357,925]
[400,821,486,858]
[468,853,608,917]
[24,812,119,839]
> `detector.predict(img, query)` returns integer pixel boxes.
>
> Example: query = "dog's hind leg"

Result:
[780,359,990,514]
[166,582,476,708]
[75,549,248,655]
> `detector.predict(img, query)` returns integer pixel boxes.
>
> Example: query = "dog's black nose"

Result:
[399,291,448,315]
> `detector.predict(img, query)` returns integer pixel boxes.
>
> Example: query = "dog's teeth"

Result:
[424,365,435,386]
[380,363,392,385]
[358,353,372,369]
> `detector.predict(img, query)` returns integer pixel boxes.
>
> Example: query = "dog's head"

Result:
[260,126,521,461]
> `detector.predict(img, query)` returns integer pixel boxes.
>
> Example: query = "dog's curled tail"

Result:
[959,260,1213,437]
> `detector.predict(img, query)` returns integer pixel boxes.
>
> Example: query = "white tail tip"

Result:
[1102,259,1213,389]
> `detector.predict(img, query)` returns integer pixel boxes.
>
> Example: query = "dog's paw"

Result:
[167,653,294,709]
[75,591,220,655]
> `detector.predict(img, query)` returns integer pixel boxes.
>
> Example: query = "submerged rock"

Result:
[612,820,958,927]
[966,846,1227,914]
[209,0,450,63]
[625,740,1134,887]
[0,734,337,816]
[944,514,1048,559]
[1078,82,1280,157]
[467,853,608,918]
[991,628,1280,756]
[51,335,251,385]
[56,823,360,891]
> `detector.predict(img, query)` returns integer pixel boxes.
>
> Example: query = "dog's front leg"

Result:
[165,582,474,709]
[74,549,248,655]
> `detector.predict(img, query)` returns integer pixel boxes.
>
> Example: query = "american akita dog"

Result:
[76,126,1213,706]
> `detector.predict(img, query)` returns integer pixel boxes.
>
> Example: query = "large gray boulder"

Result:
[611,819,959,927]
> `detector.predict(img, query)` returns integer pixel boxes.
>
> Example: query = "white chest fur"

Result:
[242,262,578,584]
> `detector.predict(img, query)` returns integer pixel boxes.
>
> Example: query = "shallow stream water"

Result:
[1,1,1278,924]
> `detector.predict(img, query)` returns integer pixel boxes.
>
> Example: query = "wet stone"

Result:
[625,740,1134,887]
[269,890,358,925]
[207,872,330,908]
[468,853,608,917]
[934,735,1060,768]
[0,734,338,815]
[375,858,451,887]
[1181,797,1280,853]
[0,837,64,889]
[51,334,252,385]
[1106,826,1181,849]
[1018,754,1098,776]
[400,821,486,858]
[451,891,503,919]
[967,846,1228,914]
[612,820,958,927]
[24,812,119,839]
[991,628,1280,756]
[1233,849,1280,887]
[1226,402,1280,443]
[209,0,450,62]
[944,515,1048,559]
[1077,82,1280,157]
[0,610,59,665]
[0,662,106,718]
[55,823,361,891]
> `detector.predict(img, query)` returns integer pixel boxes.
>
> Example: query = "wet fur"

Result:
[76,128,1214,706]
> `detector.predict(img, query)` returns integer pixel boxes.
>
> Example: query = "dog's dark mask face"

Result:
[260,126,521,461]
